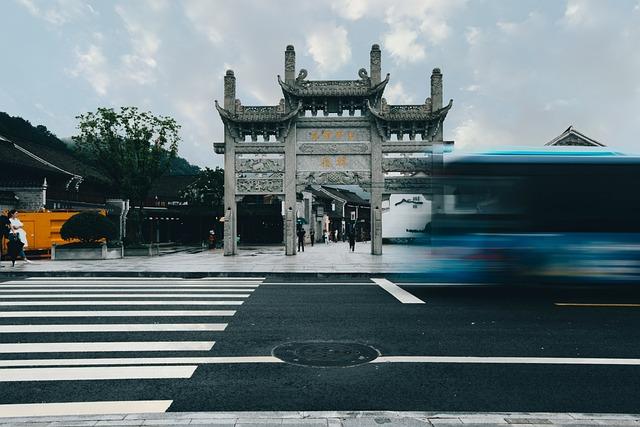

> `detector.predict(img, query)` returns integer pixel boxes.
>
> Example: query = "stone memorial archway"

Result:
[214,44,453,256]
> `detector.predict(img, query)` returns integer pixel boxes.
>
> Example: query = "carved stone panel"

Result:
[236,157,285,173]
[298,142,370,155]
[384,177,432,194]
[382,157,431,173]
[297,155,370,171]
[296,171,371,186]
[235,144,286,154]
[296,127,370,142]
[236,178,284,194]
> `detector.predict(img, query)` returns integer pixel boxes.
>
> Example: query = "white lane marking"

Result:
[371,278,425,304]
[0,400,172,417]
[0,366,196,382]
[0,341,215,353]
[260,282,375,286]
[0,288,255,293]
[0,356,283,367]
[0,310,236,318]
[12,281,262,286]
[0,323,227,333]
[24,277,265,280]
[373,356,640,365]
[0,293,251,298]
[0,283,259,288]
[0,300,244,306]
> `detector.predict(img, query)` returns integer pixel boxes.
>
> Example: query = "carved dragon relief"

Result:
[296,171,371,186]
[235,158,285,173]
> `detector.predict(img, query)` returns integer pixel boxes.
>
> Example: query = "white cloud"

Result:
[182,0,229,45]
[67,44,110,96]
[383,82,415,104]
[16,0,39,15]
[306,24,352,74]
[452,116,513,151]
[465,26,481,45]
[114,4,161,85]
[564,0,590,27]
[562,0,610,28]
[331,0,370,20]
[496,21,519,34]
[17,0,93,25]
[383,29,426,63]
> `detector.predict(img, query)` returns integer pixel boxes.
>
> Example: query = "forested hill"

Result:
[0,111,200,175]
[0,112,68,150]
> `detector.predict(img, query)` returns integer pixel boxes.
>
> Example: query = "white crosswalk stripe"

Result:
[0,300,244,306]
[0,276,262,387]
[0,293,252,298]
[0,310,236,317]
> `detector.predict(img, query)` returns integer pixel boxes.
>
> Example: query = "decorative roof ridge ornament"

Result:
[366,98,453,121]
[277,72,390,95]
[214,99,303,123]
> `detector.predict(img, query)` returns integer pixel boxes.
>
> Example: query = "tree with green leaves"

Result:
[179,167,224,208]
[72,107,181,243]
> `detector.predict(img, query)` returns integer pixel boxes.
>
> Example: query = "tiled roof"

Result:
[0,137,67,176]
[9,137,107,182]
[306,185,369,206]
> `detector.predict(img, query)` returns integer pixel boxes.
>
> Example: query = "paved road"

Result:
[0,276,639,417]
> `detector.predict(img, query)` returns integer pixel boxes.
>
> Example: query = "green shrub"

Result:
[60,211,117,244]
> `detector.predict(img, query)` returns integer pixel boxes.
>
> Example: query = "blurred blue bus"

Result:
[431,147,640,284]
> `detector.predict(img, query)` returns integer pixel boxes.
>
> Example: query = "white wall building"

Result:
[382,194,431,241]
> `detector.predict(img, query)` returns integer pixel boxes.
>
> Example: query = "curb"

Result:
[0,411,639,426]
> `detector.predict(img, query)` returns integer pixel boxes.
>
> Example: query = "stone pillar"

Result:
[285,45,296,85]
[431,142,444,218]
[370,123,383,255]
[370,44,381,86]
[283,124,297,255]
[430,68,443,141]
[223,70,238,256]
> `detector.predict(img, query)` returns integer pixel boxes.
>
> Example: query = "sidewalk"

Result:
[1,411,639,426]
[0,243,434,276]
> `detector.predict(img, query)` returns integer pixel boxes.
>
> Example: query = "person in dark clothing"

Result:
[297,228,306,252]
[348,232,356,252]
[310,229,315,247]
[0,210,11,268]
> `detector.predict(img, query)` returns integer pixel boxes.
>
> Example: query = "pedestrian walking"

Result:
[0,210,11,268]
[349,232,356,252]
[297,227,306,252]
[208,229,216,249]
[323,230,328,245]
[310,229,315,247]
[8,210,31,264]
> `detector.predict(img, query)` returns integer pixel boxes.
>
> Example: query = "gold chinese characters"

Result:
[309,130,355,141]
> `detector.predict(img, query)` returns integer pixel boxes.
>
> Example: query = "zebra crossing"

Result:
[0,276,263,383]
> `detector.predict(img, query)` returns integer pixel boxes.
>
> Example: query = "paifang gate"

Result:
[214,44,454,256]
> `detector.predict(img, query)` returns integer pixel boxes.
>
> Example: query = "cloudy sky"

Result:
[2,0,640,167]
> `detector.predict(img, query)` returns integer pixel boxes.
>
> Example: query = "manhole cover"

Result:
[272,342,379,367]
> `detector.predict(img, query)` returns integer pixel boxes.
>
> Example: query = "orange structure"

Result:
[4,211,105,254]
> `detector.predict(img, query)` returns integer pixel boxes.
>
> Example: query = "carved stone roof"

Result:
[367,98,453,122]
[278,69,389,99]
[215,100,302,123]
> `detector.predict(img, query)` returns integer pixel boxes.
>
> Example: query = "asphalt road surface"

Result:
[0,276,639,416]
